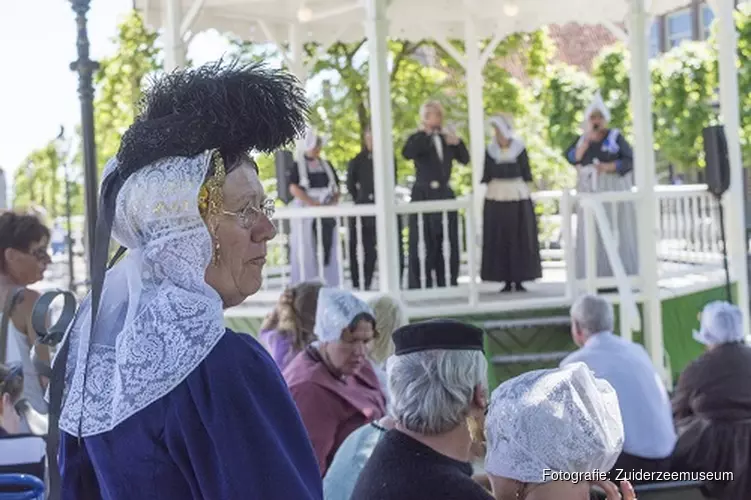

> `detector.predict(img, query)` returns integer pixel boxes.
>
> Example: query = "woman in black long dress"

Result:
[480,115,542,292]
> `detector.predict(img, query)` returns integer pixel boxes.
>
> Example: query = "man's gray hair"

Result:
[387,349,487,435]
[570,293,614,335]
[419,100,443,122]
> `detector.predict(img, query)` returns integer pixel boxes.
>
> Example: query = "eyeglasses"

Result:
[223,198,276,229]
[26,247,50,262]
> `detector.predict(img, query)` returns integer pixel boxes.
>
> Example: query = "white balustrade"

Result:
[248,184,726,310]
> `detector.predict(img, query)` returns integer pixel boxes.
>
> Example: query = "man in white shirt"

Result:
[561,294,676,481]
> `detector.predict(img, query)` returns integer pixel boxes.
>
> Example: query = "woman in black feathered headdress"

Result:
[48,61,324,500]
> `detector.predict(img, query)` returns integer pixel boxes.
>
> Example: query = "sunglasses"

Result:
[26,247,50,262]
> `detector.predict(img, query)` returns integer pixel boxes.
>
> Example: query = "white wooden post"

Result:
[712,0,751,336]
[628,0,667,384]
[464,14,486,299]
[288,23,307,84]
[365,0,401,293]
[163,0,187,70]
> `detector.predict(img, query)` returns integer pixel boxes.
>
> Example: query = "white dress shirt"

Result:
[432,133,443,161]
[561,331,676,459]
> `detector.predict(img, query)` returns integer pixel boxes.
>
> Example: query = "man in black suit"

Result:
[347,128,403,289]
[402,101,469,289]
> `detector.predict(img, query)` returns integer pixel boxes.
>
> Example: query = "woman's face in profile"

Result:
[204,159,277,308]
[4,237,50,285]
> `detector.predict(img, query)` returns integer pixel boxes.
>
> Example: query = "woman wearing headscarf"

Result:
[50,62,322,499]
[259,280,323,371]
[564,92,638,283]
[480,115,542,293]
[670,301,751,500]
[288,128,342,287]
[484,362,634,500]
[284,288,386,477]
[320,293,406,500]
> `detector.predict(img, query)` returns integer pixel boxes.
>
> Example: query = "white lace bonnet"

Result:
[314,288,374,343]
[693,300,744,345]
[484,362,624,483]
[54,62,307,437]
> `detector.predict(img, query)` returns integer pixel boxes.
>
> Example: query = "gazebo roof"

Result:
[137,0,687,45]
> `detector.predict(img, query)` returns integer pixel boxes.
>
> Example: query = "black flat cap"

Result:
[392,319,485,356]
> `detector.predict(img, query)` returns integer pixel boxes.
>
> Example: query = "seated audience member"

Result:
[260,280,323,371]
[322,295,407,499]
[351,319,493,500]
[671,301,751,500]
[367,294,408,401]
[323,415,396,500]
[561,294,675,479]
[484,362,634,500]
[284,288,386,476]
[0,363,45,482]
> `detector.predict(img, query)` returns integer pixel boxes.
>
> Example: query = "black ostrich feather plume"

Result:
[116,59,309,177]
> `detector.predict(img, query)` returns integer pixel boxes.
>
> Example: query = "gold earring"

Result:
[213,238,221,266]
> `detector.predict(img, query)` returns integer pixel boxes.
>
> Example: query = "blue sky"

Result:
[0,0,233,179]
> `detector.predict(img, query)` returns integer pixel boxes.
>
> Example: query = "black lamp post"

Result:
[54,126,77,293]
[69,0,99,283]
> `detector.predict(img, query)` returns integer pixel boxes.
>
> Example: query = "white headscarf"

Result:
[487,115,525,163]
[314,288,373,343]
[485,362,624,483]
[58,152,225,437]
[693,301,744,346]
[303,126,327,152]
[583,91,612,126]
[296,126,336,193]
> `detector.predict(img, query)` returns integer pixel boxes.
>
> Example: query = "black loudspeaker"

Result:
[703,125,730,197]
[275,149,295,204]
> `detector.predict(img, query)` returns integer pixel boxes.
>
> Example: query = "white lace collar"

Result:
[56,152,227,437]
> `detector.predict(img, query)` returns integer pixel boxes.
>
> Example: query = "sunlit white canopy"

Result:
[138,0,689,46]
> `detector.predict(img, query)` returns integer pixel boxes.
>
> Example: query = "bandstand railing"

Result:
[249,184,725,313]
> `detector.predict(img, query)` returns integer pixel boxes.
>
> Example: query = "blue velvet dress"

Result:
[59,328,323,500]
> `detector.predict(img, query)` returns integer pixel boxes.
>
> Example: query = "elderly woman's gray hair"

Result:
[367,294,408,366]
[387,349,487,435]
[570,294,614,336]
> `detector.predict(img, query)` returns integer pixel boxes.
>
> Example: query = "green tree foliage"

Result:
[727,2,751,160]
[12,141,83,218]
[538,63,596,153]
[93,10,161,171]
[591,43,632,137]
[651,42,717,171]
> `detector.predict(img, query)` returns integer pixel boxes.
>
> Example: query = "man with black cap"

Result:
[351,319,493,500]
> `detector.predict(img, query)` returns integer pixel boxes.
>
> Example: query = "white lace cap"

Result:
[314,288,373,342]
[693,300,743,345]
[583,91,611,124]
[488,115,514,138]
[303,126,327,151]
[485,362,624,483]
[57,152,226,437]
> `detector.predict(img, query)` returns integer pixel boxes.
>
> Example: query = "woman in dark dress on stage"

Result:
[480,115,542,292]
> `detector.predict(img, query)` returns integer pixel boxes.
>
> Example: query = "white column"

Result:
[714,0,751,335]
[365,0,401,293]
[464,15,486,248]
[628,0,667,382]
[164,0,187,70]
[288,23,307,83]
